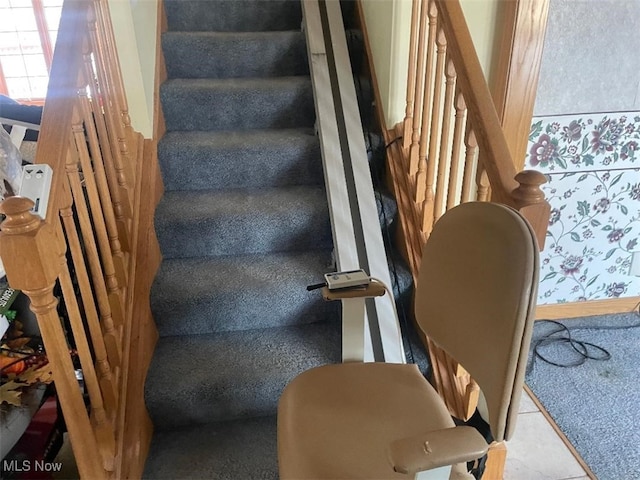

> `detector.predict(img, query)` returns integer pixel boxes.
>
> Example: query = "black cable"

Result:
[528,302,640,372]
[385,136,402,150]
[364,127,415,364]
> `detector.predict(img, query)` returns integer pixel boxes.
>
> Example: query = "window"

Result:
[0,0,62,104]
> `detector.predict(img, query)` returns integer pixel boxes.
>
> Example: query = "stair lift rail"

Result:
[302,0,405,364]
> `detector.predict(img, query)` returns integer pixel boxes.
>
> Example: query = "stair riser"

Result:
[158,134,323,191]
[165,0,302,32]
[161,80,315,131]
[163,32,309,79]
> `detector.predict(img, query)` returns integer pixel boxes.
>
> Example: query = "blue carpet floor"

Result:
[525,311,640,480]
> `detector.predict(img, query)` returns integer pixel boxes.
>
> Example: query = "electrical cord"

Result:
[529,301,640,371]
[368,131,417,364]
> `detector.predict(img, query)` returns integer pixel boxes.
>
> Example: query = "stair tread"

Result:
[155,185,332,258]
[157,185,327,218]
[163,31,308,79]
[161,77,314,131]
[163,30,305,40]
[164,0,302,33]
[145,322,340,429]
[151,250,338,336]
[158,128,320,156]
[144,416,278,479]
[155,185,332,257]
[160,127,316,146]
[162,76,311,89]
[159,129,323,190]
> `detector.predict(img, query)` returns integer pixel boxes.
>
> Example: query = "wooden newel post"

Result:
[511,169,551,249]
[0,197,107,479]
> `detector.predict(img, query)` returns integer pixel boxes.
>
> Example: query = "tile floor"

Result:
[503,389,592,480]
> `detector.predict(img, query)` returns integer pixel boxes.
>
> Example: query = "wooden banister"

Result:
[432,0,519,205]
[384,0,551,434]
[0,0,157,477]
[380,3,551,476]
[37,0,85,222]
[0,197,107,479]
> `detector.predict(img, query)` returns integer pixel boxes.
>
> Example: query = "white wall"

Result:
[360,0,411,128]
[459,0,500,85]
[108,0,158,138]
[361,0,501,129]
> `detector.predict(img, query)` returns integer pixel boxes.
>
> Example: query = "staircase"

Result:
[143,1,341,477]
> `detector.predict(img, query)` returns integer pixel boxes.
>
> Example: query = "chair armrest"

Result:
[388,426,488,475]
[321,283,386,301]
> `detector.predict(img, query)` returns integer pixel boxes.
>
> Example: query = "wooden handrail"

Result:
[0,0,156,477]
[433,0,518,204]
[37,0,85,222]
[433,0,551,243]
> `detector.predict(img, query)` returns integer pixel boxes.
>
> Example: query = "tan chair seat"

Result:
[279,362,471,479]
[278,202,539,480]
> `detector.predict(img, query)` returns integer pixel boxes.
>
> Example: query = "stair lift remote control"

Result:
[324,269,371,290]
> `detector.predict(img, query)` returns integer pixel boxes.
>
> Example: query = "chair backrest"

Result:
[414,202,539,442]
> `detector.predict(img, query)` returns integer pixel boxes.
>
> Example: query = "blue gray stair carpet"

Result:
[144,1,422,478]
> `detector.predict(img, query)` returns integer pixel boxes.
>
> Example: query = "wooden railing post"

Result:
[511,170,550,248]
[0,197,107,480]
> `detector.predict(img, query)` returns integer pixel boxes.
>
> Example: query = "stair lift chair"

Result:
[277,202,540,479]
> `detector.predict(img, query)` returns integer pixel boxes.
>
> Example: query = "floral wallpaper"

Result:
[526,112,640,304]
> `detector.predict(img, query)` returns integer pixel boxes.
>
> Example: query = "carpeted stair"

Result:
[144,2,340,477]
[144,1,423,478]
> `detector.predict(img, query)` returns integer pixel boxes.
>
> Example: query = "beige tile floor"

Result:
[503,389,592,480]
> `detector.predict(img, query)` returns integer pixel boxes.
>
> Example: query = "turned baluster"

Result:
[65,146,123,359]
[94,0,135,135]
[402,0,421,150]
[408,0,432,178]
[460,127,478,203]
[82,48,132,250]
[418,28,447,236]
[475,160,491,202]
[93,0,138,187]
[414,2,440,204]
[71,108,127,288]
[77,92,129,280]
[87,6,134,216]
[58,163,119,412]
[70,119,126,323]
[58,246,116,471]
[432,58,457,221]
[446,91,467,210]
[511,170,551,248]
[0,197,106,479]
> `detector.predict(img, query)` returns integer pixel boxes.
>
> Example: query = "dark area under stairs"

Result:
[143,1,425,477]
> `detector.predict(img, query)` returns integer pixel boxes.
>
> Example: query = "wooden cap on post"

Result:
[511,170,547,207]
[0,196,62,291]
[511,170,551,249]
